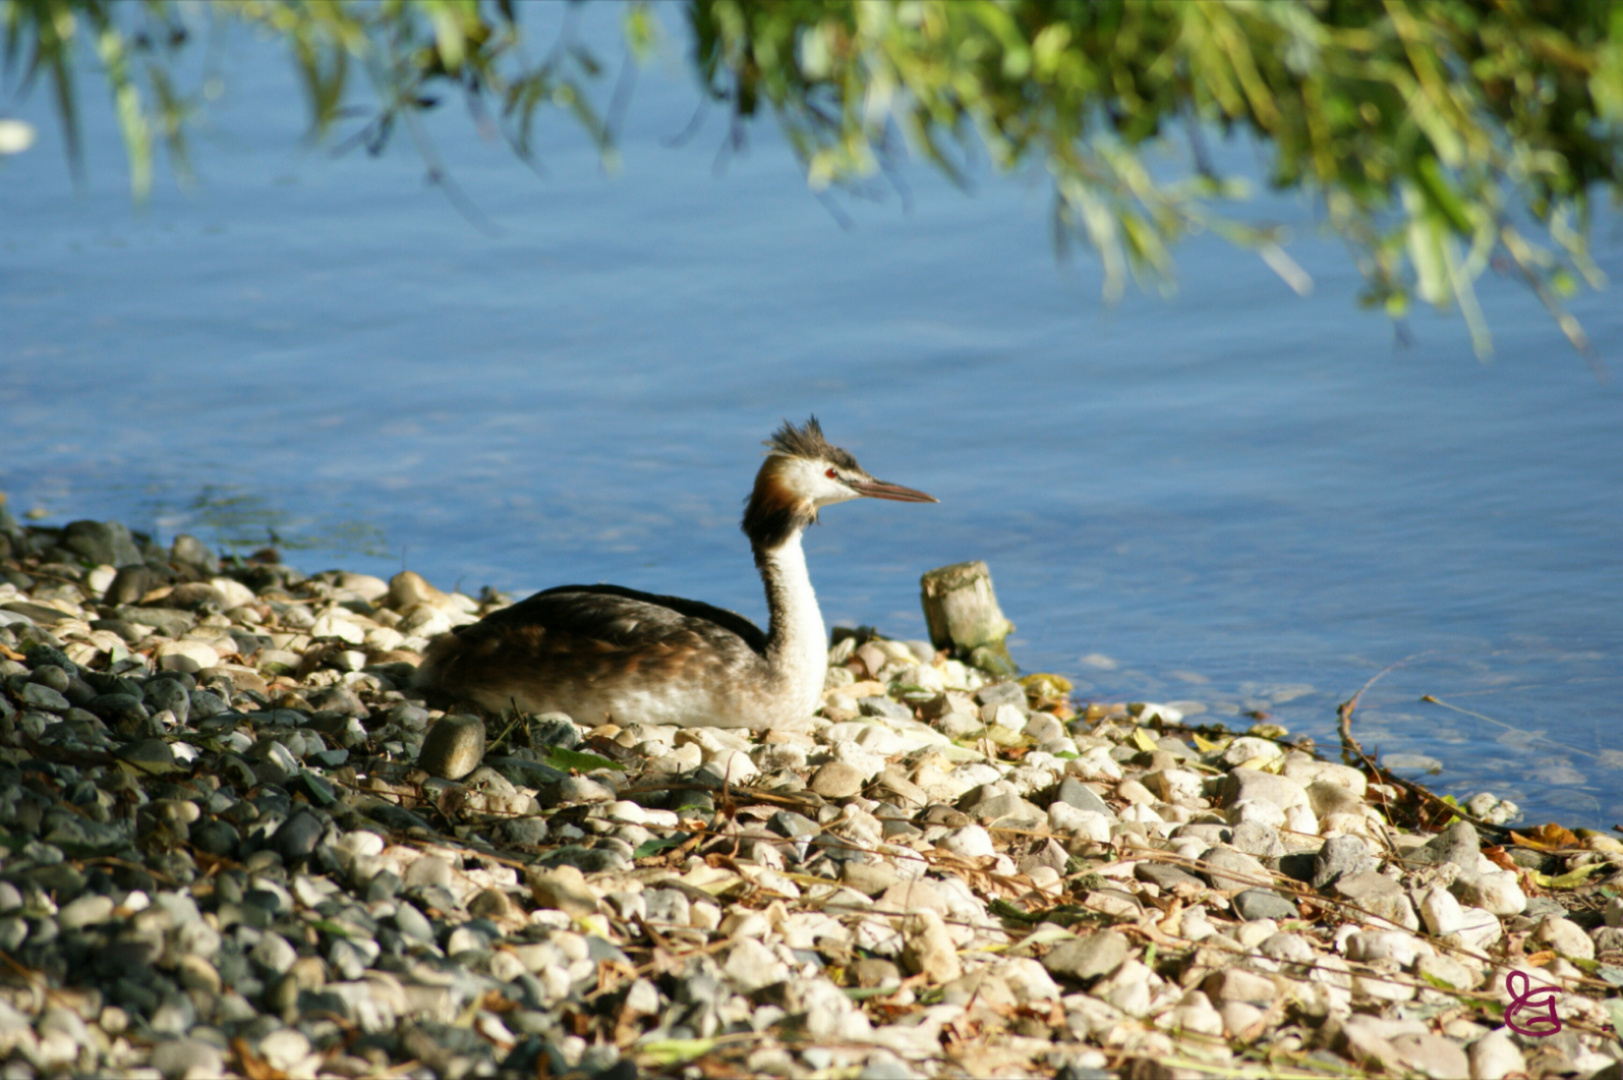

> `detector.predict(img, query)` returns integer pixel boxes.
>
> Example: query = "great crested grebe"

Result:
[412,417,936,729]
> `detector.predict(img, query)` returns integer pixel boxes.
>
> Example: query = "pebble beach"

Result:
[0,507,1620,1079]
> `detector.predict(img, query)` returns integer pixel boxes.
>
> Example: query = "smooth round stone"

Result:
[272,809,326,862]
[937,824,995,860]
[393,902,434,942]
[29,664,71,693]
[550,777,615,805]
[20,682,70,712]
[150,1038,224,1080]
[171,535,219,572]
[115,738,180,776]
[1042,930,1129,982]
[467,888,518,921]
[156,640,221,674]
[61,519,143,568]
[417,715,485,780]
[310,613,365,644]
[250,932,299,976]
[210,577,255,608]
[176,954,222,994]
[167,583,227,611]
[1232,889,1300,921]
[403,855,454,890]
[188,689,230,719]
[144,680,192,725]
[258,1028,315,1073]
[56,893,115,931]
[809,761,866,799]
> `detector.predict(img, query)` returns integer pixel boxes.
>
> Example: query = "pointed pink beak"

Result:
[849,477,938,503]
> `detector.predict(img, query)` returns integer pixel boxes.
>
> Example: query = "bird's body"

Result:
[412,418,935,729]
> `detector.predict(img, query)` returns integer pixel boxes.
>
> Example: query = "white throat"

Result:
[757,529,827,719]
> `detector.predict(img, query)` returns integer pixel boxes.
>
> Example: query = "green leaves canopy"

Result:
[6,0,1621,356]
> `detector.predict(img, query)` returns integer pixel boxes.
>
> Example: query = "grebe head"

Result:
[743,417,936,549]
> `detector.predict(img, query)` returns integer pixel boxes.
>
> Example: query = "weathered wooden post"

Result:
[919,560,1017,675]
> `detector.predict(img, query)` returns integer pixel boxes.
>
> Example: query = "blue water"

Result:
[3,7,1620,826]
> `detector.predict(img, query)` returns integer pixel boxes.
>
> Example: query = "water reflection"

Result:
[147,486,391,560]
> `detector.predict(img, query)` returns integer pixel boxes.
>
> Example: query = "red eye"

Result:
[825,468,838,479]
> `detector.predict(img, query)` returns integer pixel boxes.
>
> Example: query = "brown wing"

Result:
[413,584,768,716]
[464,584,767,653]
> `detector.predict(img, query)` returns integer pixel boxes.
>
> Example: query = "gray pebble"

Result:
[30,664,71,693]
[860,696,913,721]
[1313,834,1377,889]
[975,682,1027,709]
[272,809,326,862]
[809,761,866,799]
[417,715,486,780]
[1053,777,1116,820]
[1134,862,1206,890]
[530,713,582,749]
[170,534,220,574]
[103,566,155,606]
[189,688,230,719]
[150,1037,225,1080]
[1414,820,1481,878]
[1195,846,1271,892]
[61,519,143,567]
[1042,930,1129,982]
[1229,821,1285,858]
[538,845,629,874]
[20,682,70,712]
[250,932,299,975]
[394,902,435,942]
[1233,888,1300,921]
[145,679,191,725]
[56,893,115,930]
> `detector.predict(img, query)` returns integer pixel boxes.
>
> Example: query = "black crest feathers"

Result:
[765,416,858,470]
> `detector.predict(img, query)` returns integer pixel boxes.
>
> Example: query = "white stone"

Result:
[895,664,945,694]
[1419,886,1465,936]
[365,626,406,652]
[701,748,760,786]
[830,740,887,780]
[1346,930,1430,968]
[1228,799,1287,829]
[1282,757,1367,797]
[156,639,219,673]
[1158,989,1224,1036]
[1467,1030,1525,1080]
[398,606,453,637]
[1443,906,1503,953]
[310,612,366,644]
[982,702,1027,732]
[1144,768,1204,803]
[1285,804,1320,836]
[938,825,995,860]
[1066,747,1123,782]
[998,957,1061,1002]
[724,938,789,993]
[603,801,649,826]
[1048,803,1112,843]
[210,577,256,609]
[1532,915,1595,961]
[1221,737,1284,768]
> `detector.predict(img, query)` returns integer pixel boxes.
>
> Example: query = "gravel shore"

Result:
[0,510,1620,1079]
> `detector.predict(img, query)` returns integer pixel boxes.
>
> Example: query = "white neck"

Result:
[756,529,827,719]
